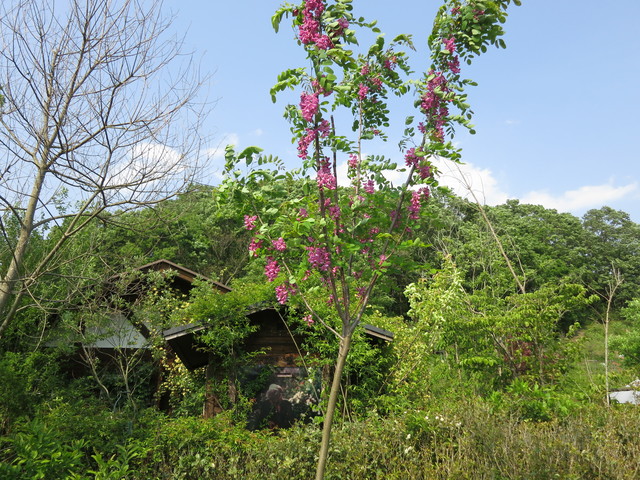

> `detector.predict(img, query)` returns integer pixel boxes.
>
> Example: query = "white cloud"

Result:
[335,156,409,189]
[312,155,639,218]
[432,157,509,205]
[431,157,638,215]
[522,181,638,213]
[204,133,240,161]
[108,142,185,188]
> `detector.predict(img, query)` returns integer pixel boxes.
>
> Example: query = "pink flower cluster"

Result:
[265,257,280,282]
[408,190,422,220]
[244,215,257,231]
[297,119,330,159]
[443,36,460,74]
[384,55,397,71]
[317,157,336,190]
[249,237,262,256]
[303,314,314,326]
[404,147,431,180]
[420,70,450,142]
[311,77,331,97]
[298,0,333,50]
[443,36,456,53]
[307,246,331,271]
[272,237,287,252]
[300,91,319,122]
[408,187,430,220]
[275,284,289,304]
[358,83,369,100]
[363,179,375,194]
[275,283,297,305]
[328,204,341,220]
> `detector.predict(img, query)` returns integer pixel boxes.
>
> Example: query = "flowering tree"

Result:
[222,0,520,477]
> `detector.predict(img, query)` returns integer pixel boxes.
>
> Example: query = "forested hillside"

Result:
[2,184,640,478]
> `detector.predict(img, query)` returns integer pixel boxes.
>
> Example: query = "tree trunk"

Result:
[203,356,223,418]
[315,333,352,480]
[0,168,46,337]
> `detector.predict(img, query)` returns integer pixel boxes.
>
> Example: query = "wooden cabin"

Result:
[55,259,393,421]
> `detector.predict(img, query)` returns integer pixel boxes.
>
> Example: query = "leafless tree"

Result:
[0,0,207,337]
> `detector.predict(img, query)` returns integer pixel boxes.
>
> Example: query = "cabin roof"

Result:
[130,259,231,293]
[163,315,394,370]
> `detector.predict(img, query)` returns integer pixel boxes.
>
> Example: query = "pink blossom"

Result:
[329,204,341,219]
[315,35,333,50]
[384,55,397,70]
[448,56,461,75]
[417,160,431,180]
[298,208,308,218]
[244,215,258,231]
[312,77,331,96]
[272,237,287,252]
[371,76,383,90]
[299,1,324,45]
[303,314,314,326]
[420,70,450,142]
[297,128,316,159]
[265,257,280,282]
[275,284,289,304]
[360,64,370,75]
[329,17,349,39]
[298,120,330,159]
[318,119,331,137]
[317,158,337,190]
[405,147,420,168]
[249,237,262,256]
[363,179,375,194]
[348,153,359,169]
[276,283,296,305]
[307,246,331,271]
[300,92,319,122]
[358,83,369,100]
[443,36,456,54]
[408,190,422,220]
[299,17,320,44]
[306,0,325,12]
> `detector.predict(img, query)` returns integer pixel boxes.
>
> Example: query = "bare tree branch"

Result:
[0,0,208,337]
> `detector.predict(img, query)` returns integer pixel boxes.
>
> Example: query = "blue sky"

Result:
[164,0,640,222]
